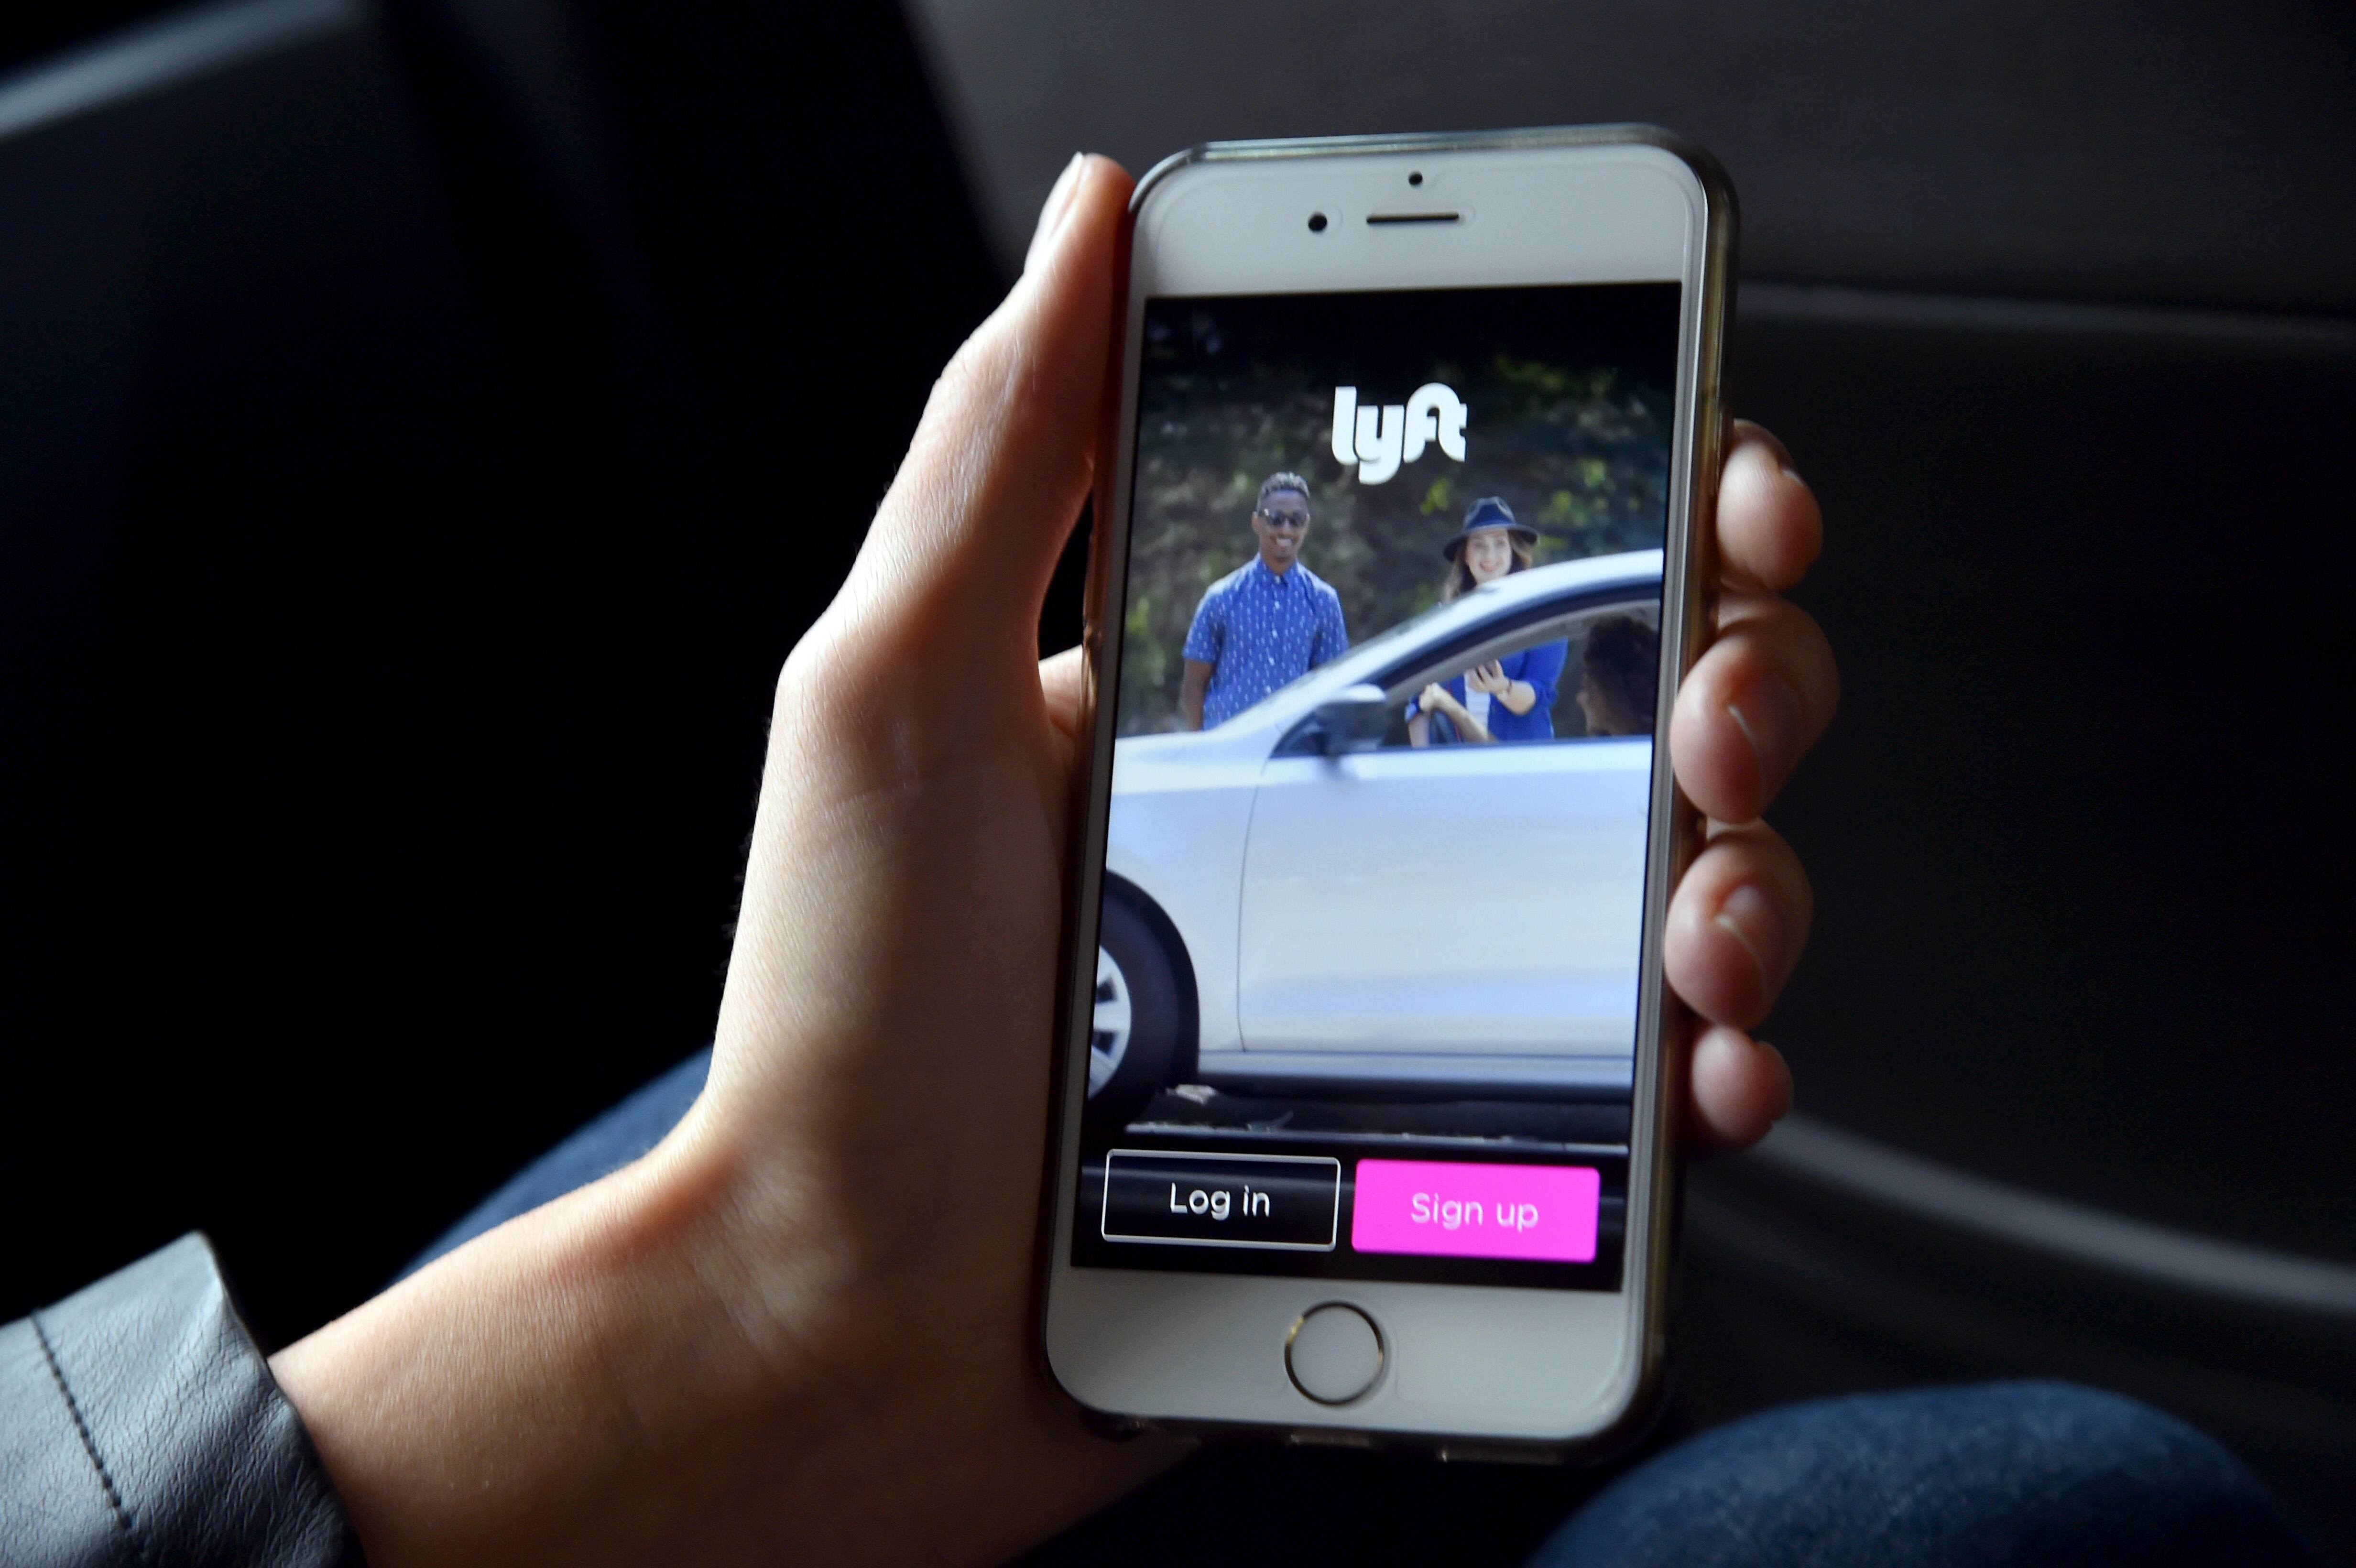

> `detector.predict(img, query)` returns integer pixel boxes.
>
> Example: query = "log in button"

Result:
[1101,1149,1341,1251]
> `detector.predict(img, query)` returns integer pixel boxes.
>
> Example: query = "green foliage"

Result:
[1115,356,1669,735]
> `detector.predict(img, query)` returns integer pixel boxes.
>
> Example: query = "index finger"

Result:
[1716,420,1822,596]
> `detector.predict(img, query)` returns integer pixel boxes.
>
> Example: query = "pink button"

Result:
[1350,1159,1600,1263]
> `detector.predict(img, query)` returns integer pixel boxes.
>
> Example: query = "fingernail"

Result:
[1740,423,1808,488]
[1724,675,1803,806]
[1760,432,1803,486]
[1712,883,1785,997]
[1025,153,1087,273]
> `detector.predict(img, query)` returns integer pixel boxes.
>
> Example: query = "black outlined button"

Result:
[1099,1150,1340,1251]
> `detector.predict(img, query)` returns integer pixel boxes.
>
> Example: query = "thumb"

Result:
[833,154,1132,671]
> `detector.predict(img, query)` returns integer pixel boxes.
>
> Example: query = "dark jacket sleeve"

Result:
[0,1233,367,1568]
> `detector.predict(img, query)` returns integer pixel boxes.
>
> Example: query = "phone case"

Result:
[1039,124,1738,1462]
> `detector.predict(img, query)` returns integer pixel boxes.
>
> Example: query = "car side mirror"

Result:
[1308,684,1388,755]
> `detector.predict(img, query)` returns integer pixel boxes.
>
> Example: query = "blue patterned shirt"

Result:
[1183,556,1350,728]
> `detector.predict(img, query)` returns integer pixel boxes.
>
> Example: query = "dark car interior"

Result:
[2,0,2350,1562]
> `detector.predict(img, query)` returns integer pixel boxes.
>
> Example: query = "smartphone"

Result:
[1041,126,1733,1457]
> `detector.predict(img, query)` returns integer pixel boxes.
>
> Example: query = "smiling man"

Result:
[1178,473,1351,730]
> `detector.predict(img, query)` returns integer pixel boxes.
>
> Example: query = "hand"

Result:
[1419,681,1453,715]
[1662,418,1836,1148]
[267,152,1837,1568]
[272,153,1165,1568]
[1466,659,1510,696]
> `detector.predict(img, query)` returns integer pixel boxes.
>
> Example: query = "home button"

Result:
[1286,1303,1384,1405]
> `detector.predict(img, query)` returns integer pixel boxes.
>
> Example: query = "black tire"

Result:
[1089,894,1182,1123]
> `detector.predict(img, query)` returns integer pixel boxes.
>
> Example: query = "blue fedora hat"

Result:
[1442,495,1538,560]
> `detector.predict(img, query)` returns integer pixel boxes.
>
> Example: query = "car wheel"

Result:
[1090,895,1181,1121]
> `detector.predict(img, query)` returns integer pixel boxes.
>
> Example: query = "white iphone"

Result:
[1041,126,1733,1457]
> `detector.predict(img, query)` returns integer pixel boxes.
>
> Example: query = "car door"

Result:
[1233,596,1657,1062]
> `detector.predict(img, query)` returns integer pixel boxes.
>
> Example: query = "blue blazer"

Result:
[1413,639,1569,743]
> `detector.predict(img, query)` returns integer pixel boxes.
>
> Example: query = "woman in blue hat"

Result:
[1408,496,1570,745]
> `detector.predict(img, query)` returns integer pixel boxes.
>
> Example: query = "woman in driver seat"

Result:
[1408,496,1569,745]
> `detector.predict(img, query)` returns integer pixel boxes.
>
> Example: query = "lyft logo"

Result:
[1331,383,1468,485]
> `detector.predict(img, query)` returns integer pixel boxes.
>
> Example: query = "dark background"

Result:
[2,0,2352,1561]
[0,0,1009,1341]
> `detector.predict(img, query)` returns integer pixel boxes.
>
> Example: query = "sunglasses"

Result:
[1256,510,1311,529]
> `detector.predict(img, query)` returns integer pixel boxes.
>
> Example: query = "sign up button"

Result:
[1351,1158,1600,1263]
[1101,1150,1341,1251]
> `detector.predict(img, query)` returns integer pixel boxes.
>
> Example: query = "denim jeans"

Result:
[406,1049,2324,1568]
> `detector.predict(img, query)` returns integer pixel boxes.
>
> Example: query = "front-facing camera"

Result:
[1308,212,1328,232]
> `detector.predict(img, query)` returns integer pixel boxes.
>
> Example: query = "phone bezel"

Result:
[1038,126,1735,1459]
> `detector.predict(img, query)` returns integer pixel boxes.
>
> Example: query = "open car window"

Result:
[1376,596,1661,747]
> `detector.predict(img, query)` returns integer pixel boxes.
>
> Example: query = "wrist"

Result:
[271,1130,805,1567]
[272,1104,1161,1568]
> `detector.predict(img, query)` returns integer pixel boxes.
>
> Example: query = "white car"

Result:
[1090,549,1664,1116]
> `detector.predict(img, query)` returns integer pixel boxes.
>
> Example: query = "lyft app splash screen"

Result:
[1077,283,1680,1291]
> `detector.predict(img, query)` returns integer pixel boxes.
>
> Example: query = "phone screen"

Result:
[1079,281,1682,1292]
